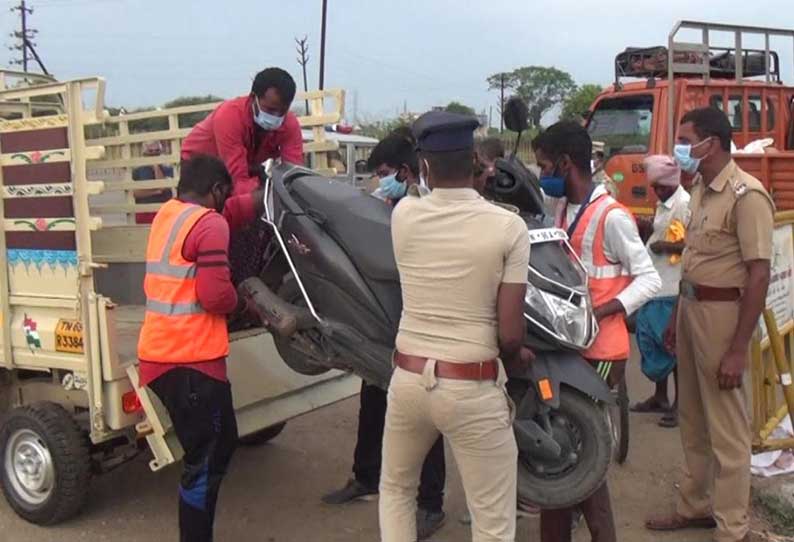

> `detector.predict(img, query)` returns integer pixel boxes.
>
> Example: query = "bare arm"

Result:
[498,218,532,371]
[650,240,685,255]
[717,190,774,389]
[497,282,528,370]
[717,260,770,389]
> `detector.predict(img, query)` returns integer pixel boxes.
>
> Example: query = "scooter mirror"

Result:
[503,96,529,133]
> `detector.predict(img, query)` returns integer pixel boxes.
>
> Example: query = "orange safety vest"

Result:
[137,199,229,363]
[568,194,632,361]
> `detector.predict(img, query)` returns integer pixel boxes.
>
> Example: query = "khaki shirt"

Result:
[392,188,530,362]
[682,160,774,288]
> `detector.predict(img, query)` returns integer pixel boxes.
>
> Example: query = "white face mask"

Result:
[252,99,284,131]
[421,158,431,189]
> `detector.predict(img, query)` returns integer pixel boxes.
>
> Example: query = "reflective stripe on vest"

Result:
[138,199,229,363]
[145,299,204,316]
[577,195,630,277]
[145,204,204,282]
[570,193,632,361]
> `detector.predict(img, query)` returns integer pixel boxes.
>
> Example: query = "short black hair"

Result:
[367,132,419,175]
[531,121,592,173]
[680,107,732,151]
[421,148,473,183]
[177,154,232,197]
[476,137,505,162]
[251,67,297,104]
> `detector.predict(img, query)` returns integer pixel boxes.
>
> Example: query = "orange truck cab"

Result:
[586,20,794,216]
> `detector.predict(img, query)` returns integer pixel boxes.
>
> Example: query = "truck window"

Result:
[709,94,775,132]
[587,95,653,155]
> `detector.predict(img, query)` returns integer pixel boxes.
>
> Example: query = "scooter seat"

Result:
[289,176,399,282]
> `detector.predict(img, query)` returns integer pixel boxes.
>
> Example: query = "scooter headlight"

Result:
[524,283,596,349]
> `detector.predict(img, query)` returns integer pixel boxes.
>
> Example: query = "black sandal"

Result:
[659,410,678,428]
[630,396,670,413]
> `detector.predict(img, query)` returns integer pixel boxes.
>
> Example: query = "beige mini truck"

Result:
[0,73,359,525]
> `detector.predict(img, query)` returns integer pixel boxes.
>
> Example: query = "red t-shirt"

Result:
[138,193,256,386]
[181,95,304,196]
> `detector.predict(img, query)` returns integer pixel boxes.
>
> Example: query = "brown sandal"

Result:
[645,513,717,531]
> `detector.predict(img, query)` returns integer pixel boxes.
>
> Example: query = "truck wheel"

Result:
[0,402,91,525]
[238,422,286,446]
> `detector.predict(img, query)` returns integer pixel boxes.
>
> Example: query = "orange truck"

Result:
[586,20,794,216]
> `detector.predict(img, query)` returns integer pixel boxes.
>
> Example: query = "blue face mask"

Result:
[252,100,284,131]
[539,160,568,198]
[379,173,407,199]
[674,137,711,174]
[540,176,566,198]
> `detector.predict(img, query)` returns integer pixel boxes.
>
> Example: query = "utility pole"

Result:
[318,0,328,90]
[499,73,505,133]
[9,0,37,72]
[295,35,310,115]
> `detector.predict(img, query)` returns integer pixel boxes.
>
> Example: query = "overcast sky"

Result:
[2,0,793,123]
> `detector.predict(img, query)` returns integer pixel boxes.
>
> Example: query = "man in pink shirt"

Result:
[182,67,304,196]
[182,67,304,283]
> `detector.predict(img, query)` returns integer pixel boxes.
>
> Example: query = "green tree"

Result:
[444,101,476,116]
[357,117,410,140]
[125,95,223,133]
[561,84,603,121]
[488,66,576,128]
[164,94,223,129]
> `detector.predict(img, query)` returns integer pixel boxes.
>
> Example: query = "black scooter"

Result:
[241,98,614,508]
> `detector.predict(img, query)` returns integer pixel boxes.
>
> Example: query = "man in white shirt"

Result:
[631,155,690,428]
[532,121,661,542]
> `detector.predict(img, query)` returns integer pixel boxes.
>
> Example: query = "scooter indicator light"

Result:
[538,378,554,401]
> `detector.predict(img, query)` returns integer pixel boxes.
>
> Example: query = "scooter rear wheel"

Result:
[272,280,330,376]
[516,386,612,509]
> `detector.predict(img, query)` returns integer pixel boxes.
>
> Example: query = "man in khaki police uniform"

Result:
[378,111,531,542]
[646,107,774,542]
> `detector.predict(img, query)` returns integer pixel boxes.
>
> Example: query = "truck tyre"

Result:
[0,402,91,525]
[238,422,287,446]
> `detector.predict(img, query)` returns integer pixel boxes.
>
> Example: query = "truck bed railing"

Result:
[666,20,794,153]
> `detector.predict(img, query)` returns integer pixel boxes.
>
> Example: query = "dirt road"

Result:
[0,359,707,542]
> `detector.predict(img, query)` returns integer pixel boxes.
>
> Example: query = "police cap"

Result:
[412,111,480,152]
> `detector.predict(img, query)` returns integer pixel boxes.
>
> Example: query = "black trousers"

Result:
[353,381,446,512]
[150,368,239,542]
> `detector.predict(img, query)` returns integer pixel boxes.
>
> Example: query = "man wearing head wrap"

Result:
[133,141,174,224]
[631,155,690,428]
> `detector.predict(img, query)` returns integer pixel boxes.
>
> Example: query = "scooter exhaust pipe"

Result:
[239,277,302,337]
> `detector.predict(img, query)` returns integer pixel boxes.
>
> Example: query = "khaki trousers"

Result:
[675,297,751,542]
[379,363,517,542]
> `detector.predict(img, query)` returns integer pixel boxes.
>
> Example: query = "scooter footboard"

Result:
[524,351,614,409]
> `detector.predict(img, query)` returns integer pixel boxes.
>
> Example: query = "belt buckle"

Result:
[478,362,484,381]
[680,281,695,299]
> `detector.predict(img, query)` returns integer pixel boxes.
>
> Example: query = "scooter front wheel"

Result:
[516,386,612,509]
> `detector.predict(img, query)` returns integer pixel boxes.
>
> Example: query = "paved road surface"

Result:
[0,356,708,542]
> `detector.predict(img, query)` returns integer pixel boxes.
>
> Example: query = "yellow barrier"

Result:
[752,212,794,452]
